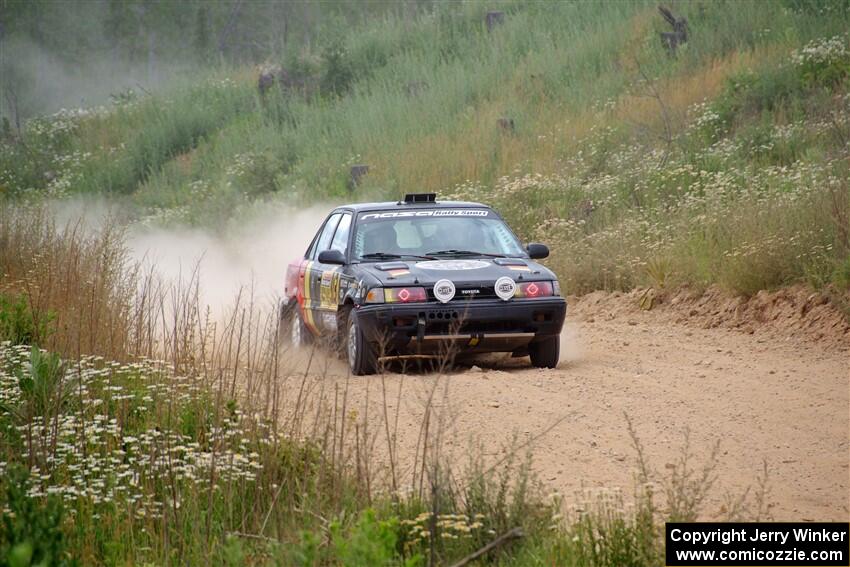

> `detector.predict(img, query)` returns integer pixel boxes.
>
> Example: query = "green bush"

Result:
[321,40,356,98]
[13,346,65,419]
[714,66,803,128]
[285,510,423,567]
[332,510,422,567]
[0,466,75,567]
[792,35,850,88]
[0,294,52,346]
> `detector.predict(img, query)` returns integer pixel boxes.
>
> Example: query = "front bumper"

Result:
[354,297,566,355]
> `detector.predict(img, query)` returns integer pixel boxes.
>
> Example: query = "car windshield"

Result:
[353,209,526,261]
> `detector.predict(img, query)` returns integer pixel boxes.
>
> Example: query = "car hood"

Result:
[358,258,557,287]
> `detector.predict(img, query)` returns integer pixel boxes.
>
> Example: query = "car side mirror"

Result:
[526,243,549,260]
[318,249,346,265]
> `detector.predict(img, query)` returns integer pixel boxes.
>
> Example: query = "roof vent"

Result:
[402,193,437,204]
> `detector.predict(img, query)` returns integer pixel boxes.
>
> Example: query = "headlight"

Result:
[385,287,428,303]
[515,281,554,298]
[365,287,428,303]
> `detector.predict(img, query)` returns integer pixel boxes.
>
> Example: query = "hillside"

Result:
[2,1,848,299]
[2,2,850,295]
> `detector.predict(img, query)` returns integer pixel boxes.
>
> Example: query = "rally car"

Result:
[281,193,566,375]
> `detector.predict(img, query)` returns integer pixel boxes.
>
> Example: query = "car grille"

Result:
[426,284,497,301]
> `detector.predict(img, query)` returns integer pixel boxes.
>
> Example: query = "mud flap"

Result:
[511,346,529,357]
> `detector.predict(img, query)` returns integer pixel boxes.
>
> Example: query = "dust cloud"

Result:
[558,321,583,366]
[125,205,333,316]
[2,34,191,121]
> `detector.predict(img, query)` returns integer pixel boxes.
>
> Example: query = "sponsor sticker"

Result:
[433,279,456,303]
[361,209,490,220]
[494,276,517,301]
[320,269,340,308]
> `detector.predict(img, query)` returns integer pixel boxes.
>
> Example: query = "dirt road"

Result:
[292,291,849,521]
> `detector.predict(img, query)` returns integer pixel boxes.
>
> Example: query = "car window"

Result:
[353,210,525,259]
[329,213,352,254]
[311,213,341,260]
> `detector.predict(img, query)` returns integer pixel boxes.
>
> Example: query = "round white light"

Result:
[494,276,516,301]
[433,279,456,303]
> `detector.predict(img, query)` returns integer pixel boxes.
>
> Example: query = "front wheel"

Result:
[529,335,559,369]
[346,310,377,375]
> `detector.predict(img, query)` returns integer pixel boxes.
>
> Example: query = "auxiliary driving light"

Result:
[494,276,517,301]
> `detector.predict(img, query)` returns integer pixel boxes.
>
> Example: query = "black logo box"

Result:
[666,522,849,566]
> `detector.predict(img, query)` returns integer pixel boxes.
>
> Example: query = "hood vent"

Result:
[375,262,410,271]
[493,258,527,267]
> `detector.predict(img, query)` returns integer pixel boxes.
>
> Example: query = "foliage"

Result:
[332,510,422,567]
[0,465,75,567]
[321,40,357,99]
[0,294,52,347]
[792,35,850,87]
[11,346,65,421]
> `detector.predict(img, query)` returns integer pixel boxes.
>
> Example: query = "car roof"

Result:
[336,199,492,213]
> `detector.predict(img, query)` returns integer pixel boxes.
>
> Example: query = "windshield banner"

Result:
[360,210,490,221]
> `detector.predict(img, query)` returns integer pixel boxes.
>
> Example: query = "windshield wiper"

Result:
[425,249,505,258]
[359,252,437,261]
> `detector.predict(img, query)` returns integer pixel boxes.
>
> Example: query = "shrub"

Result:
[713,66,803,127]
[331,509,422,567]
[0,294,52,347]
[0,465,74,567]
[321,40,356,98]
[792,35,850,88]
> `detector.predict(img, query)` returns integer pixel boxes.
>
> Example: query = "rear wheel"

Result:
[347,310,377,375]
[287,307,309,348]
[529,335,559,368]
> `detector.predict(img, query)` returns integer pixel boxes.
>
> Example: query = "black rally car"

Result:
[282,193,566,375]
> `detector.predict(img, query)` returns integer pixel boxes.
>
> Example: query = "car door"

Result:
[310,212,353,334]
[300,213,341,335]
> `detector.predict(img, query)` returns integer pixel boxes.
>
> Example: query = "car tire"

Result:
[287,306,310,349]
[529,335,559,369]
[346,310,377,376]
